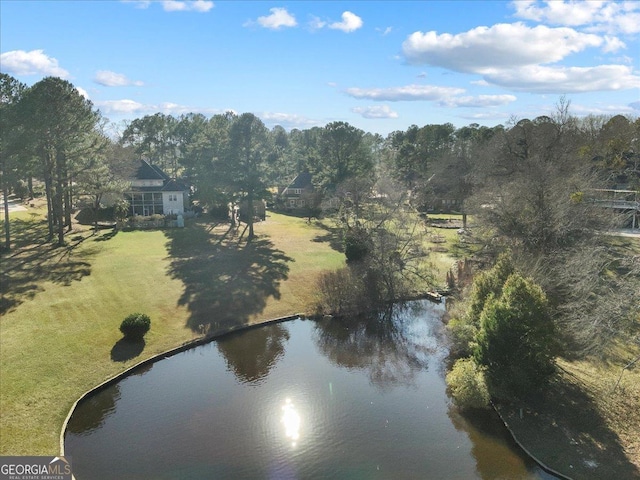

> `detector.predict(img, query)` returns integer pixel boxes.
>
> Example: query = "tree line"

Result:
[4,74,636,248]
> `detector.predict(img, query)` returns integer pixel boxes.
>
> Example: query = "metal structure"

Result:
[591,189,640,230]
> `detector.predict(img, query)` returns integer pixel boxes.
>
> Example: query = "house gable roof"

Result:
[134,159,170,181]
[162,179,189,192]
[128,159,188,193]
[284,171,313,192]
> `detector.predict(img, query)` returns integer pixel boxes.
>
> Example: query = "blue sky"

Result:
[1,0,639,135]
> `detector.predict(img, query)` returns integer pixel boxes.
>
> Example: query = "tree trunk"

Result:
[56,151,66,246]
[247,190,255,242]
[64,175,72,231]
[3,187,10,251]
[43,158,54,241]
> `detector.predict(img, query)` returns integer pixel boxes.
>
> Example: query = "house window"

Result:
[293,188,302,195]
[126,191,163,216]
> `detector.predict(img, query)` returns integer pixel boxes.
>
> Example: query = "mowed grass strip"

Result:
[254,213,345,317]
[1,228,193,455]
[0,210,344,456]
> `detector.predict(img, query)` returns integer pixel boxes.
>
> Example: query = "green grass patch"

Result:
[0,209,345,456]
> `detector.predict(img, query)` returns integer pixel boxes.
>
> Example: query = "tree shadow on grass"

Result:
[1,217,94,314]
[110,338,146,362]
[311,220,344,253]
[93,228,118,242]
[496,374,640,479]
[164,219,293,334]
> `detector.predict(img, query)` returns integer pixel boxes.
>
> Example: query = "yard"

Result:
[1,204,638,479]
[0,204,345,455]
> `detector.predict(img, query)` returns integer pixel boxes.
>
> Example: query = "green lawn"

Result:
[5,204,636,475]
[0,208,345,456]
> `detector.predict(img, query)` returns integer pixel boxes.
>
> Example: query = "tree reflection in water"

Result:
[217,323,290,385]
[313,303,438,390]
[447,404,544,478]
[65,384,121,436]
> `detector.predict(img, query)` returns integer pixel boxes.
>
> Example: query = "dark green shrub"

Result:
[473,274,555,397]
[119,313,151,340]
[344,227,371,263]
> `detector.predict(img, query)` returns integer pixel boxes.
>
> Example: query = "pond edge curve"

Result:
[60,310,574,480]
[59,313,301,457]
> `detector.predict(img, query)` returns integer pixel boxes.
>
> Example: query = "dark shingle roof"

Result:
[162,179,189,192]
[128,159,188,193]
[287,172,313,190]
[134,159,167,180]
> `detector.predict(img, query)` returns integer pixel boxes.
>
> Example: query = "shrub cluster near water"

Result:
[445,254,556,408]
[120,313,151,340]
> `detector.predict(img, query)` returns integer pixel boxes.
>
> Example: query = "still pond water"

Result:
[65,301,557,479]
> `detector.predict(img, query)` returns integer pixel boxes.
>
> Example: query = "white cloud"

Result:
[253,7,297,30]
[121,0,213,11]
[161,0,214,12]
[76,87,90,99]
[602,35,626,52]
[352,105,399,119]
[345,84,465,101]
[94,70,144,87]
[376,26,393,36]
[120,0,151,9]
[630,101,640,111]
[569,102,637,116]
[329,11,363,33]
[510,0,640,35]
[96,98,227,117]
[439,94,517,108]
[484,64,640,93]
[308,16,327,31]
[459,111,510,121]
[402,23,604,73]
[260,112,319,129]
[511,0,605,26]
[96,99,147,114]
[0,49,69,78]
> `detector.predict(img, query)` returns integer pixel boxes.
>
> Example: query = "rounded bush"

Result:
[119,313,151,340]
[446,358,490,410]
[344,227,371,263]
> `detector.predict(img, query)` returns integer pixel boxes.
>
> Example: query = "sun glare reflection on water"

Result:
[281,398,301,447]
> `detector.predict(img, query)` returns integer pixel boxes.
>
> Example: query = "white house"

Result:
[124,160,189,216]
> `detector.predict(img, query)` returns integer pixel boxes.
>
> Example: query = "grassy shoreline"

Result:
[2,205,638,479]
[1,207,344,456]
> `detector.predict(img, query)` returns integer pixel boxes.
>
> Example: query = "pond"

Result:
[65,301,558,479]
